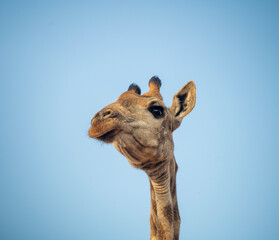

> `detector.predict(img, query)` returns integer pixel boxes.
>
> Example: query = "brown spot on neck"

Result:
[163,204,173,224]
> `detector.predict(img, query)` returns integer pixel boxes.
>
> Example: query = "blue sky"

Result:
[0,1,278,239]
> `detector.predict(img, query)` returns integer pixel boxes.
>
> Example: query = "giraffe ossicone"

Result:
[89,76,196,240]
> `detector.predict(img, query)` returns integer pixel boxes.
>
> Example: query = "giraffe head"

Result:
[88,76,196,168]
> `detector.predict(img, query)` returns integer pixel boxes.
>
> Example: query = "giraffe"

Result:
[88,76,196,240]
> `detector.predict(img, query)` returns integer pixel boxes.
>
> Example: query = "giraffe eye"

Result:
[148,106,165,119]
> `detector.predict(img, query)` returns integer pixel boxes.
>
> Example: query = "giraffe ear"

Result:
[170,81,196,131]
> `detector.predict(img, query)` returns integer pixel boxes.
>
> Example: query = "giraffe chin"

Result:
[96,129,122,143]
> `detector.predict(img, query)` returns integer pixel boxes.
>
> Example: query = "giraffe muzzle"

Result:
[88,108,121,143]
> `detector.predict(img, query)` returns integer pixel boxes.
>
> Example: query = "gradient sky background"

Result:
[0,1,278,240]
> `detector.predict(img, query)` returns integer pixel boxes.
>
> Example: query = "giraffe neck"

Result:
[146,156,180,240]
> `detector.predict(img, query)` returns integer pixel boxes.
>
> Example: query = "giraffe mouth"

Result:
[96,129,122,143]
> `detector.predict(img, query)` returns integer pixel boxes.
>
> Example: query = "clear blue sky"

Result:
[0,1,278,239]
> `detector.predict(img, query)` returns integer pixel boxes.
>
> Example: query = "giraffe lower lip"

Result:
[97,129,121,143]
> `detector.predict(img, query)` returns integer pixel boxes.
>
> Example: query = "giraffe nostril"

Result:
[102,110,112,118]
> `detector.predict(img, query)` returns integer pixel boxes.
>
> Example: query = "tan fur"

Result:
[88,77,196,240]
